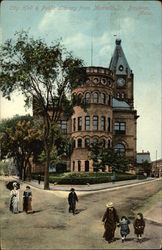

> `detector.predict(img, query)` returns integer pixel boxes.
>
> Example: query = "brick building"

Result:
[151,158,162,177]
[33,39,139,173]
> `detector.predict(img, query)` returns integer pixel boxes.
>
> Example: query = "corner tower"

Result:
[109,39,133,107]
[110,39,138,160]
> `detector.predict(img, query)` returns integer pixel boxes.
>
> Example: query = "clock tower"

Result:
[109,39,133,107]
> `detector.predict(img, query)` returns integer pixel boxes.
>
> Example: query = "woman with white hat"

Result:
[10,182,19,214]
[102,202,119,243]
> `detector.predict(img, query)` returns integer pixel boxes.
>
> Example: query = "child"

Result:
[118,216,130,242]
[133,213,145,243]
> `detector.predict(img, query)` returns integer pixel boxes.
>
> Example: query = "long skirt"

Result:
[10,196,19,213]
[23,197,32,213]
[103,222,116,242]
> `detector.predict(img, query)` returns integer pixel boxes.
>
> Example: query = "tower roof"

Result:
[109,39,132,77]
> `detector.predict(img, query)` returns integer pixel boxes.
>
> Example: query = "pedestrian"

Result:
[38,174,41,185]
[68,188,78,215]
[102,202,119,243]
[10,182,19,214]
[133,213,145,243]
[118,216,130,242]
[23,186,33,214]
[111,174,115,184]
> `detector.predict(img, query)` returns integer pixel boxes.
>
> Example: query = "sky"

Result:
[0,0,161,161]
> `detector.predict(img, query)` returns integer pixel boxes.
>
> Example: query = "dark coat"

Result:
[23,189,32,212]
[102,207,119,242]
[119,218,130,236]
[133,218,145,235]
[68,192,78,205]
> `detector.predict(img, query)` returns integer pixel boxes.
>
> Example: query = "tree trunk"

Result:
[44,146,50,190]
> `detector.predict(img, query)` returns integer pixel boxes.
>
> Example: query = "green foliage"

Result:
[0,31,87,189]
[88,141,134,173]
[0,115,43,178]
[32,172,137,184]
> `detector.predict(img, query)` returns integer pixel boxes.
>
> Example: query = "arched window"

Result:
[108,139,111,149]
[121,93,125,99]
[101,93,106,104]
[93,92,99,103]
[93,138,98,145]
[85,138,90,148]
[114,143,125,155]
[101,139,106,148]
[117,93,120,99]
[78,138,82,148]
[93,116,98,130]
[101,116,106,131]
[85,92,91,103]
[78,160,81,172]
[78,93,83,104]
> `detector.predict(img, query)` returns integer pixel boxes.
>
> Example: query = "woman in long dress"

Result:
[23,186,32,213]
[102,202,119,243]
[10,182,19,214]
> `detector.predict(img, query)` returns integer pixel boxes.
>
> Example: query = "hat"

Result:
[71,188,75,191]
[106,202,113,208]
[13,182,17,187]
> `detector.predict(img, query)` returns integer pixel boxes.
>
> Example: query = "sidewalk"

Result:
[144,202,162,225]
[18,177,159,192]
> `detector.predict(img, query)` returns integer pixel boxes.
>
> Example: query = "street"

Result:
[0,177,162,249]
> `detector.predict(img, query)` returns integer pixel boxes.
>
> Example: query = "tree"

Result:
[0,31,87,189]
[0,115,43,180]
[88,141,134,173]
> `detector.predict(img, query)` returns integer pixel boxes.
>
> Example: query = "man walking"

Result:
[68,188,78,215]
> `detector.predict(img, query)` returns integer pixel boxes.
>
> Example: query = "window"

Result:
[73,139,76,148]
[108,139,111,148]
[101,116,106,131]
[72,161,75,171]
[73,118,76,132]
[58,120,67,133]
[78,138,82,148]
[101,93,106,104]
[78,160,81,172]
[117,93,120,99]
[101,139,106,148]
[78,117,82,131]
[93,92,99,103]
[93,138,98,145]
[85,92,91,103]
[108,117,111,132]
[121,93,125,99]
[85,138,90,148]
[114,143,125,155]
[108,95,111,106]
[85,160,89,172]
[85,116,90,131]
[93,116,98,130]
[114,122,126,134]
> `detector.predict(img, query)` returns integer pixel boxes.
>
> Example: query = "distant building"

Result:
[33,39,139,173]
[136,151,151,164]
[151,158,162,177]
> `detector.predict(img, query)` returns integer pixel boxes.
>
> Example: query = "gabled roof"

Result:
[109,39,132,77]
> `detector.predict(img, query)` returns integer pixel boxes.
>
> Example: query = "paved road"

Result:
[0,176,162,250]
